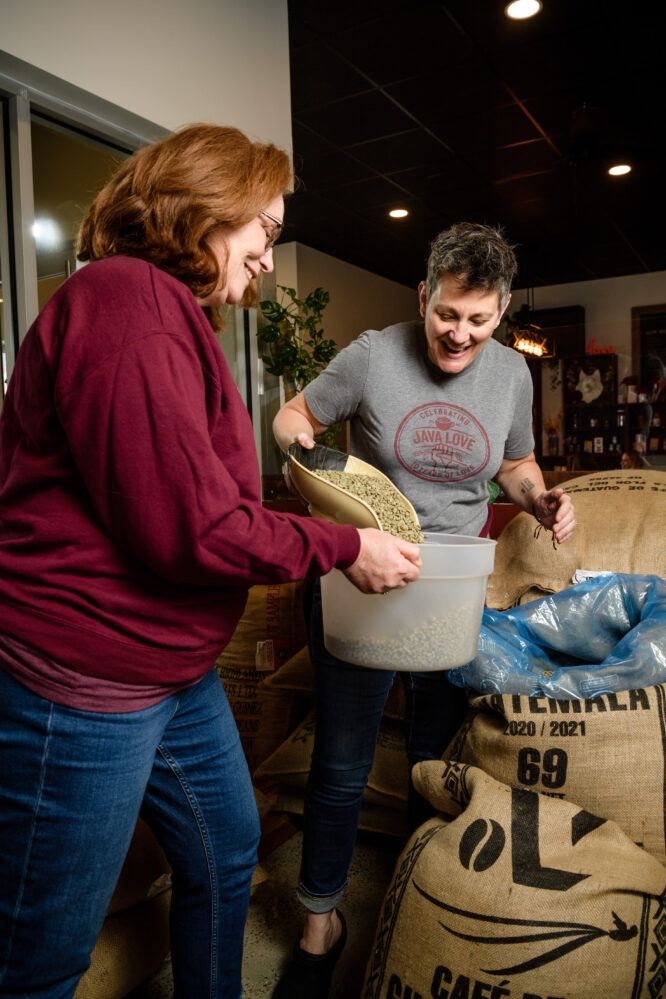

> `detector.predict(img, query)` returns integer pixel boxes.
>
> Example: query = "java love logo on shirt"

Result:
[395,403,490,482]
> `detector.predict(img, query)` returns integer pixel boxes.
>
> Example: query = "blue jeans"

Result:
[0,666,260,999]
[297,580,468,912]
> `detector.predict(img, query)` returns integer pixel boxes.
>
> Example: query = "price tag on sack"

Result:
[255,638,292,672]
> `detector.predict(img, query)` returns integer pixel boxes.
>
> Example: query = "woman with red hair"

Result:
[0,123,420,999]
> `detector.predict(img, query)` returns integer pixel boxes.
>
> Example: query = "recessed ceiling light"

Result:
[608,164,631,176]
[505,0,542,19]
[389,208,409,218]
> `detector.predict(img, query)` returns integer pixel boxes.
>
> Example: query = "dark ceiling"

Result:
[285,0,666,292]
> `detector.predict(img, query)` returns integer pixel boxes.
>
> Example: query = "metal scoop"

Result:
[286,441,420,531]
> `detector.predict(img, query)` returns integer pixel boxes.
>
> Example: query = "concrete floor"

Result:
[128,824,403,999]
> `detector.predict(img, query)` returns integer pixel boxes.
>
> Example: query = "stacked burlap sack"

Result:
[363,762,666,998]
[486,468,665,608]
[214,581,310,775]
[445,469,666,865]
[362,468,666,996]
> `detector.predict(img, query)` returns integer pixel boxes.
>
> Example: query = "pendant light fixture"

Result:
[509,288,553,359]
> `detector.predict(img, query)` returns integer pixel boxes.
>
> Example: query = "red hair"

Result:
[77,123,293,328]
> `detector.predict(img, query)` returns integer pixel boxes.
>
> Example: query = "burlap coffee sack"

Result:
[263,645,407,721]
[254,710,409,812]
[262,644,314,695]
[364,761,666,999]
[215,582,310,773]
[250,864,269,893]
[487,469,666,610]
[445,685,666,866]
[253,782,276,820]
[74,887,171,999]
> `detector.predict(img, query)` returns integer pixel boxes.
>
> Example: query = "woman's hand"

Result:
[273,391,327,453]
[273,391,327,495]
[342,528,421,594]
[495,454,577,546]
[281,432,318,498]
[532,488,577,544]
[291,431,316,450]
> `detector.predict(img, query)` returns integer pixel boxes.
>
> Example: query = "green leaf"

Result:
[255,284,337,388]
[257,323,281,344]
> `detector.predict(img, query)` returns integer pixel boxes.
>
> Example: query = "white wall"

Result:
[274,242,419,349]
[0,0,292,150]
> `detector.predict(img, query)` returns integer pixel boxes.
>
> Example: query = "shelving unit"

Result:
[563,402,626,462]
[535,305,666,472]
[544,398,666,469]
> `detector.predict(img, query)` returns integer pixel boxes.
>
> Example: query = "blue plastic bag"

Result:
[447,573,666,698]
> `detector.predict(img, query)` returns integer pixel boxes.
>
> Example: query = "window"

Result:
[31,115,128,310]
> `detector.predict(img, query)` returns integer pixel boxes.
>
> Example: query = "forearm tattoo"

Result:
[521,477,541,522]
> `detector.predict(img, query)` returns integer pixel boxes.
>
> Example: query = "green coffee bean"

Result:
[326,603,482,669]
[313,469,425,543]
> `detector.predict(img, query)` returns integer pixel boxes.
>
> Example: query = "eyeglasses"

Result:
[260,210,283,250]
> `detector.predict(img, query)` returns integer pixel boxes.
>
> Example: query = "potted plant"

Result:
[258,285,342,447]
[258,285,338,396]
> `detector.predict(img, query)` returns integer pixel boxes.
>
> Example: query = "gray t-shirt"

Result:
[304,321,534,536]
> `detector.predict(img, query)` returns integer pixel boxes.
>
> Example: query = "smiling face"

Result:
[419,274,509,374]
[197,193,285,308]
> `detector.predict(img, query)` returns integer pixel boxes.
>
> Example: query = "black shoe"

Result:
[272,911,347,999]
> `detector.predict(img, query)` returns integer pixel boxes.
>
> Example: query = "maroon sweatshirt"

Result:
[0,256,359,685]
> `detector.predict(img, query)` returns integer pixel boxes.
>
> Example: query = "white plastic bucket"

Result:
[320,533,496,671]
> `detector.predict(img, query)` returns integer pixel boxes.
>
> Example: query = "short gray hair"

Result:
[425,222,517,308]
